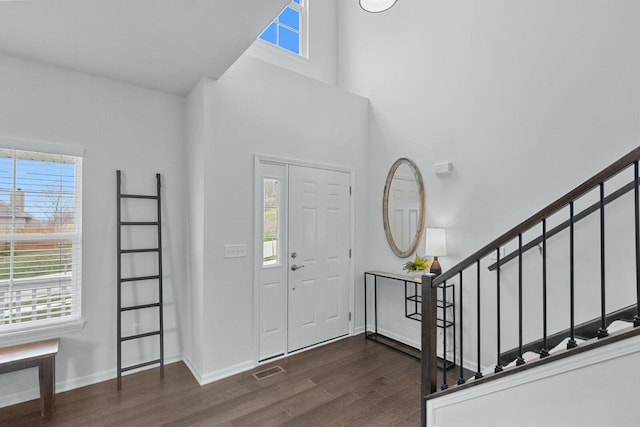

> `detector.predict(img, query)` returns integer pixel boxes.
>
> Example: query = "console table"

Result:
[0,338,60,417]
[364,271,455,368]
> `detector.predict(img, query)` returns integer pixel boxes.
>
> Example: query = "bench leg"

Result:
[38,357,55,417]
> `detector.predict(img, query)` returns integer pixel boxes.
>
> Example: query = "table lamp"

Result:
[425,228,447,275]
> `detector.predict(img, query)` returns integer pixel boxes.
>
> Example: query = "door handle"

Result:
[291,264,305,271]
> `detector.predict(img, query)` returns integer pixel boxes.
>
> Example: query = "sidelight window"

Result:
[263,179,280,266]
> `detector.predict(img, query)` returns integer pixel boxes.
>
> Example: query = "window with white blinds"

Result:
[0,148,82,331]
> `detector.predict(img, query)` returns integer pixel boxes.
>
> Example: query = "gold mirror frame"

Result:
[382,158,427,258]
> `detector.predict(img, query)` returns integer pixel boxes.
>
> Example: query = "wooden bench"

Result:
[0,338,60,417]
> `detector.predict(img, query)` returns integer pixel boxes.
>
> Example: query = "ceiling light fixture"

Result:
[359,0,398,13]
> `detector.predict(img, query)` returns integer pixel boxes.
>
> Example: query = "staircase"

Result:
[420,146,640,426]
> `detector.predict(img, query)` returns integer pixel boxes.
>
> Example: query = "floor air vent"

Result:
[252,365,284,380]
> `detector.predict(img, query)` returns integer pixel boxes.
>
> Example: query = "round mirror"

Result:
[382,158,426,258]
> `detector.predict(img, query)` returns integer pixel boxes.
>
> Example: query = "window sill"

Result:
[0,319,86,347]
[246,40,311,67]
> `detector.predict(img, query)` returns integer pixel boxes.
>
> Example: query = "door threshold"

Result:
[258,333,351,365]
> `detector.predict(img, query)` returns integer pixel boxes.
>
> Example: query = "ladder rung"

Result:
[121,331,161,341]
[120,275,160,283]
[120,221,159,226]
[121,194,158,200]
[121,359,162,373]
[121,302,161,312]
[120,248,160,254]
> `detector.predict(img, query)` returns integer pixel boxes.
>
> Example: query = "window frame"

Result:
[258,0,309,58]
[262,177,282,268]
[0,147,83,336]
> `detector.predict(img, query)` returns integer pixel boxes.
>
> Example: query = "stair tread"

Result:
[608,320,633,333]
[466,319,636,385]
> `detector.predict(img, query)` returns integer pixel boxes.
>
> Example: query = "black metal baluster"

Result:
[568,202,578,349]
[540,219,550,358]
[636,161,640,327]
[516,234,525,366]
[458,272,465,385]
[597,182,609,338]
[441,282,448,390]
[364,274,368,335]
[495,248,503,373]
[415,281,419,320]
[475,260,483,379]
[404,278,408,318]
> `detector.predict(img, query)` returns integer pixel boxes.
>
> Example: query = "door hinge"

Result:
[349,186,352,196]
[349,249,352,258]
[349,312,352,322]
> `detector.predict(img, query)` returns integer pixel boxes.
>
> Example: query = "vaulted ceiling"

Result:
[0,0,289,95]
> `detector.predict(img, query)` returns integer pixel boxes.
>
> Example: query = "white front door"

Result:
[287,165,351,352]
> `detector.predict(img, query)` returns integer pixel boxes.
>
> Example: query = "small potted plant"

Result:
[403,254,432,277]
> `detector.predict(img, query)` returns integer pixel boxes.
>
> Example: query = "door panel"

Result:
[257,163,287,361]
[261,281,282,335]
[288,166,350,352]
[326,275,340,320]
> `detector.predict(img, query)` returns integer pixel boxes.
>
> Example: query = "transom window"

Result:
[259,0,307,57]
[0,148,82,331]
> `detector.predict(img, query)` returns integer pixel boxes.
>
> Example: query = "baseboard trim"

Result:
[196,360,255,386]
[375,327,420,349]
[0,353,182,409]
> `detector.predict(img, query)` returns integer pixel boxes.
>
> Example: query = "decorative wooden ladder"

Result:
[116,170,164,390]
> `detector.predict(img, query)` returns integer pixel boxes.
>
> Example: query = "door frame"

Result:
[253,154,355,365]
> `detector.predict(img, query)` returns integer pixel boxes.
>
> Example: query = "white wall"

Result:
[0,54,187,407]
[245,0,338,86]
[184,79,206,376]
[338,0,640,363]
[186,54,368,382]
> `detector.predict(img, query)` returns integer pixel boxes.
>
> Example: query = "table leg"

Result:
[38,356,55,417]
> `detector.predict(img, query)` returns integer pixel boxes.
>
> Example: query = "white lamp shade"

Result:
[360,0,398,13]
[425,228,447,257]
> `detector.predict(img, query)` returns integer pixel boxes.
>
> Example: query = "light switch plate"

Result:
[225,244,247,258]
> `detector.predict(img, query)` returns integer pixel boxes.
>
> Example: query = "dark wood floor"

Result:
[1,336,463,427]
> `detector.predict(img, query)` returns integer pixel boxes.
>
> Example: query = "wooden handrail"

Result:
[432,145,640,286]
[421,273,437,425]
[487,179,639,271]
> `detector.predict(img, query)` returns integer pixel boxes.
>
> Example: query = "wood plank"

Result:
[1,336,449,427]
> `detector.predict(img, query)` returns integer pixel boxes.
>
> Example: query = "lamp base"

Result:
[430,257,442,276]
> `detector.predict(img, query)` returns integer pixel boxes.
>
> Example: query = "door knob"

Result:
[291,264,305,271]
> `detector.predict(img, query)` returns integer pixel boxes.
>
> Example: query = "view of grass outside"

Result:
[264,179,279,265]
[0,243,73,325]
[0,245,72,280]
[0,149,79,328]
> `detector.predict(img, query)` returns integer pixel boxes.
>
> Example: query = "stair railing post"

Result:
[421,273,438,426]
[597,182,609,338]
[540,218,550,357]
[635,161,640,327]
[516,234,525,366]
[495,247,503,373]
[475,260,483,379]
[440,283,448,390]
[568,201,578,349]
[457,272,465,385]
